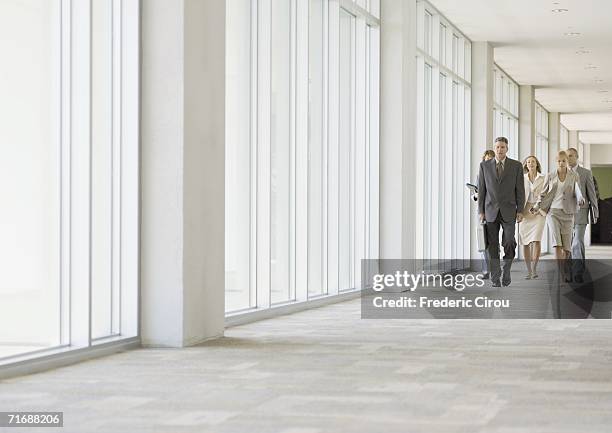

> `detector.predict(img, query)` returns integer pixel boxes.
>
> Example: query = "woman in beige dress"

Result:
[531,151,585,280]
[518,156,546,279]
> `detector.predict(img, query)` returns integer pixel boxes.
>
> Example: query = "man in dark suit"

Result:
[478,137,525,287]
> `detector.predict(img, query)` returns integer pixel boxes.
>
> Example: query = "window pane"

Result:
[338,9,354,291]
[424,64,432,259]
[452,34,458,73]
[439,24,446,65]
[308,0,326,297]
[225,0,252,312]
[424,11,432,55]
[0,0,61,358]
[92,0,121,339]
[270,0,292,304]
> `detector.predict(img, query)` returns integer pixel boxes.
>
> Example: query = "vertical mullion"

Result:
[250,0,258,309]
[60,0,72,347]
[256,0,271,309]
[295,0,309,302]
[111,0,123,336]
[349,12,355,289]
[322,0,329,294]
[290,0,297,302]
[327,1,339,296]
[70,0,93,347]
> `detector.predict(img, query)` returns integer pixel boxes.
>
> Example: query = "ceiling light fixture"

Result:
[552,8,569,13]
[597,90,609,93]
[595,79,605,83]
[575,49,591,55]
[564,32,581,36]
[585,64,598,69]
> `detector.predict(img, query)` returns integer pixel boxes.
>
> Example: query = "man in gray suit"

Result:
[478,137,525,287]
[567,147,599,281]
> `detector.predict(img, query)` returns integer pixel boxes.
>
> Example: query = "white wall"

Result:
[590,143,612,165]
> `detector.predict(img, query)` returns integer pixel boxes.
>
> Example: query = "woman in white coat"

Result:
[518,156,546,279]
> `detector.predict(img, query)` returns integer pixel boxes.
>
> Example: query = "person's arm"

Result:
[533,173,550,213]
[575,176,585,206]
[586,170,599,222]
[477,163,486,220]
[516,163,525,222]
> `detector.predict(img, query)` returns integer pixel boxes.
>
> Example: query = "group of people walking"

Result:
[474,136,599,287]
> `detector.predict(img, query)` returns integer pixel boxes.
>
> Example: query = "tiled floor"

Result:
[1,249,612,432]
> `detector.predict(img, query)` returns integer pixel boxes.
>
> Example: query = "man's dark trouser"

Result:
[486,211,517,283]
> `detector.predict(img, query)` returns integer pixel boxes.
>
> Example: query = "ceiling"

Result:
[430,0,612,142]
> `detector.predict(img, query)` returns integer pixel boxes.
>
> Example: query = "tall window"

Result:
[417,1,471,264]
[493,65,519,159]
[535,102,549,174]
[225,0,380,314]
[0,0,139,363]
[560,124,569,149]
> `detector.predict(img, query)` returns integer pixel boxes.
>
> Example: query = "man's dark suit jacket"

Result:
[477,157,525,223]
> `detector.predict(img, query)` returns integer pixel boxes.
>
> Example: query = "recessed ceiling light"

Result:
[597,90,609,93]
[585,64,598,69]
[564,32,581,36]
[552,8,569,12]
[595,79,605,83]
[575,49,591,55]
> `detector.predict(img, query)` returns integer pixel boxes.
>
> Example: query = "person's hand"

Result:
[593,217,598,225]
[516,212,524,223]
[578,198,585,206]
[479,213,485,223]
[530,205,539,215]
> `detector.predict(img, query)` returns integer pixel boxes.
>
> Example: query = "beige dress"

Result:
[518,172,546,246]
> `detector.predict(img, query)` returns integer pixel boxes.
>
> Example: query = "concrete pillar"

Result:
[548,112,560,173]
[583,142,592,169]
[568,130,579,150]
[140,0,225,347]
[470,41,494,260]
[519,85,535,160]
[379,0,418,260]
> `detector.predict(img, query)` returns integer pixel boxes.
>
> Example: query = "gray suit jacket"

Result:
[573,165,599,224]
[536,170,584,215]
[478,157,525,223]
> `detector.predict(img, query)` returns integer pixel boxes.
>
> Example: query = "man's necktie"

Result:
[496,161,503,180]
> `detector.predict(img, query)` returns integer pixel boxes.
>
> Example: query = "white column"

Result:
[519,85,535,160]
[470,41,494,260]
[548,112,560,172]
[379,0,418,260]
[568,130,579,149]
[583,142,592,169]
[140,0,225,347]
